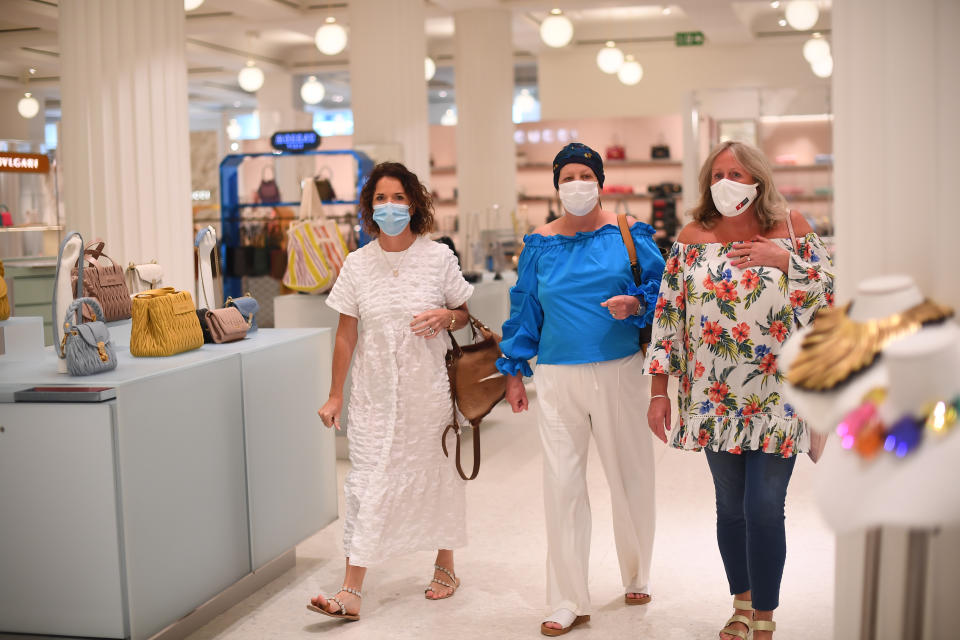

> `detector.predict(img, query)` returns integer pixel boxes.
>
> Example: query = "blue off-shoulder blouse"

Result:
[496,221,665,377]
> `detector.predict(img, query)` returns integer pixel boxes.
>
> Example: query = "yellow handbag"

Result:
[0,260,9,321]
[130,287,204,357]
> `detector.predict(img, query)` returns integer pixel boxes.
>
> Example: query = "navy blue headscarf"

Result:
[552,142,605,190]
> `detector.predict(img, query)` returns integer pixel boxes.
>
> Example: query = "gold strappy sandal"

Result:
[307,586,361,621]
[720,598,754,639]
[424,563,460,600]
[751,619,776,636]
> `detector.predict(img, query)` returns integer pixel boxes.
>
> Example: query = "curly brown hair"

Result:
[359,162,435,236]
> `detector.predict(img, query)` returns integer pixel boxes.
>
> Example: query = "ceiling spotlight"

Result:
[514,88,536,115]
[237,60,264,92]
[540,11,573,48]
[778,18,787,26]
[232,101,241,108]
[226,118,242,140]
[425,57,436,82]
[18,92,39,119]
[332,95,344,103]
[771,1,780,7]
[596,41,624,74]
[439,90,448,98]
[440,108,457,126]
[184,0,204,10]
[28,68,36,75]
[785,1,819,30]
[230,142,239,152]
[617,55,643,86]
[802,37,831,64]
[662,7,672,15]
[811,55,833,78]
[300,75,325,105]
[315,19,347,55]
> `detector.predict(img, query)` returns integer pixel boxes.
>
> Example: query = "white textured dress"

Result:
[325,236,473,567]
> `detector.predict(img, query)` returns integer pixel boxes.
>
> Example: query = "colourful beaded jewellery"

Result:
[835,388,960,459]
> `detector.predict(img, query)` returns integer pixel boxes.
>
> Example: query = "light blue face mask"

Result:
[372,202,411,236]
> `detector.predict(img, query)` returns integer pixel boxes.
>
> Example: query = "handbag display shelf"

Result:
[219,148,373,300]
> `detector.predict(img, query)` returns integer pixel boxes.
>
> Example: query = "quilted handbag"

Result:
[126,260,164,294]
[204,307,249,343]
[225,294,259,332]
[440,315,507,481]
[196,308,215,343]
[282,179,348,293]
[61,297,118,376]
[71,241,132,321]
[130,287,204,357]
[0,259,9,320]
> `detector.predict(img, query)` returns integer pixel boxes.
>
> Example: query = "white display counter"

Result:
[0,328,337,639]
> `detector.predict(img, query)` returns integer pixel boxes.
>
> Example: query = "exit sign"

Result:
[675,31,705,46]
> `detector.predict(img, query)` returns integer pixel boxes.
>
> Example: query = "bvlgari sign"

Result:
[0,152,49,174]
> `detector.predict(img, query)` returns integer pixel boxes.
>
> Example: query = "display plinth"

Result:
[0,316,45,357]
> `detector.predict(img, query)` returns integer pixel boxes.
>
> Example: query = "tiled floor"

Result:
[185,385,835,639]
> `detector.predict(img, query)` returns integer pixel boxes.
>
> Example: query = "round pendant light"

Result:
[315,18,347,56]
[300,75,325,105]
[596,41,624,75]
[17,92,39,119]
[540,10,573,48]
[811,55,834,78]
[425,57,436,81]
[184,0,204,10]
[802,37,831,64]
[785,1,819,31]
[617,55,643,86]
[238,61,264,93]
[440,108,458,127]
[226,118,242,140]
[514,88,536,115]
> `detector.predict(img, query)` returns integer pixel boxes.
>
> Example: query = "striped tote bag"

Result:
[282,179,348,293]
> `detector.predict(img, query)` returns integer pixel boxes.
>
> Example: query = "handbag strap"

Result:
[616,213,643,286]
[785,210,799,254]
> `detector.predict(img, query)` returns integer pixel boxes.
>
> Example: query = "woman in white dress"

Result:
[309,162,474,621]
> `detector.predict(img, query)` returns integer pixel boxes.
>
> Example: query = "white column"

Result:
[833,0,959,311]
[453,8,517,240]
[348,0,430,181]
[832,2,960,638]
[58,0,193,290]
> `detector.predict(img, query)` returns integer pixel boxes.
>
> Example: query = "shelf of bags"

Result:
[772,163,833,171]
[430,159,682,175]
[435,193,684,207]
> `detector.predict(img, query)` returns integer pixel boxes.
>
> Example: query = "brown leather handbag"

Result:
[441,315,507,480]
[72,241,132,322]
[204,307,249,343]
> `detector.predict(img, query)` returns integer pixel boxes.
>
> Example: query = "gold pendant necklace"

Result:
[380,244,409,277]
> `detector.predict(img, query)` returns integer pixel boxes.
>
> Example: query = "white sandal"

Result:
[541,608,590,637]
[424,564,460,600]
[306,586,361,621]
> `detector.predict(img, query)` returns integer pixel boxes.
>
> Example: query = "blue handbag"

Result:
[61,297,118,376]
[226,294,259,332]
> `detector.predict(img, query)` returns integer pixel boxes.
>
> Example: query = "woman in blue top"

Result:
[498,143,666,636]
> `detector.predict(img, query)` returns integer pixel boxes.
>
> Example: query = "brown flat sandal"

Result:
[624,592,652,605]
[306,586,361,622]
[424,564,460,600]
[540,614,590,637]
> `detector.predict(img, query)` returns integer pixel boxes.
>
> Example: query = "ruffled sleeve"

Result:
[441,246,473,308]
[642,242,687,377]
[786,232,835,328]
[623,224,666,328]
[496,242,542,377]
[325,251,358,318]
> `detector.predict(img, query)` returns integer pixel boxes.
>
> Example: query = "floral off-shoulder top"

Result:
[642,234,835,458]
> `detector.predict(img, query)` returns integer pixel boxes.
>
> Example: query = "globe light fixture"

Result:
[315,18,347,56]
[802,36,831,64]
[300,75,325,105]
[785,1,819,31]
[540,10,573,48]
[596,41,624,74]
[514,88,536,115]
[238,61,264,92]
[617,55,643,86]
[425,57,436,81]
[811,55,834,78]
[17,92,39,119]
[184,0,204,10]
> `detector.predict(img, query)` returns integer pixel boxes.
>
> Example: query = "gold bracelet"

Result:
[448,311,457,331]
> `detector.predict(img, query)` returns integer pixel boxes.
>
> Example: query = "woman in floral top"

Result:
[644,141,834,640]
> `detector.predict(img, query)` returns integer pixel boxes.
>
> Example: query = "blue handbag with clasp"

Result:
[225,294,259,332]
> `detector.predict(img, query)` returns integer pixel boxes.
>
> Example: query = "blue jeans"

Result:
[704,449,796,611]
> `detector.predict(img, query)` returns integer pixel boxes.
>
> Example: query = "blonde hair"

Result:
[689,140,788,231]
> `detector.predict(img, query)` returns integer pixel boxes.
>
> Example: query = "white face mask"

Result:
[710,178,759,217]
[558,180,599,217]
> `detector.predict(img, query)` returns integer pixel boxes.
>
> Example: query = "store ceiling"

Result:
[0,0,831,118]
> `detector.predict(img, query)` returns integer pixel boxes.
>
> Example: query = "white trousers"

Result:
[535,351,655,616]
